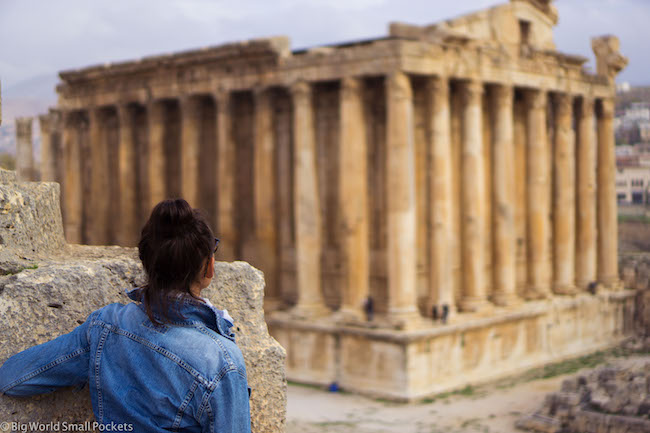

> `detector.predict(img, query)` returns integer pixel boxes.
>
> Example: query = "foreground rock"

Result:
[0,172,286,432]
[0,169,65,275]
[517,360,650,433]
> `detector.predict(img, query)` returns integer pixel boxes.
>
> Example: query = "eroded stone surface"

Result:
[0,254,287,432]
[205,262,287,433]
[0,168,65,275]
[517,360,650,433]
[0,176,286,432]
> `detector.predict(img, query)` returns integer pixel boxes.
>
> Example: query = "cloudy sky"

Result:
[0,0,649,94]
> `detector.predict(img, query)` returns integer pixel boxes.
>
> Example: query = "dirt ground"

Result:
[286,376,565,433]
[286,353,650,433]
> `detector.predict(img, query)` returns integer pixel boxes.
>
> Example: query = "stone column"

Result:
[385,72,420,326]
[62,112,82,244]
[576,97,597,290]
[337,77,369,322]
[117,104,138,247]
[39,111,59,182]
[597,97,620,288]
[290,81,328,318]
[492,84,518,306]
[525,89,551,299]
[460,80,489,312]
[147,101,166,211]
[15,117,34,181]
[215,91,237,261]
[88,108,108,245]
[427,76,455,316]
[553,94,577,294]
[253,87,280,309]
[180,96,201,208]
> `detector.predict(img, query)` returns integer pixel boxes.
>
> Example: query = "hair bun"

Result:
[150,198,195,236]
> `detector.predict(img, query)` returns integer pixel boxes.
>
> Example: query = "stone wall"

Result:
[0,169,287,433]
[619,253,650,340]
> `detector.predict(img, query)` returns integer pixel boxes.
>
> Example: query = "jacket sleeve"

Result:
[0,311,96,396]
[201,369,251,433]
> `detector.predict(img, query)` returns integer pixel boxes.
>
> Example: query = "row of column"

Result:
[47,72,619,327]
[290,73,620,325]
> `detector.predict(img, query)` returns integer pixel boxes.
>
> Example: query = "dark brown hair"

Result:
[138,198,215,324]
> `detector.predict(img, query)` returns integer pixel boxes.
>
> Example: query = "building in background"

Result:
[22,0,633,400]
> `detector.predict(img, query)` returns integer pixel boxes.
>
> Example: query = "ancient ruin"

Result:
[22,0,635,399]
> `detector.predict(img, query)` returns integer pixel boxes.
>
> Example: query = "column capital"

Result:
[15,117,33,136]
[290,80,312,100]
[252,85,270,97]
[89,105,104,117]
[386,71,412,100]
[492,84,514,106]
[179,94,200,117]
[554,93,573,116]
[213,91,231,111]
[579,95,595,113]
[38,113,53,133]
[461,80,483,105]
[526,88,548,109]
[340,76,363,97]
[598,97,615,118]
[116,103,133,123]
[427,75,449,98]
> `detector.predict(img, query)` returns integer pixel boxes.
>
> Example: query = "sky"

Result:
[0,0,649,94]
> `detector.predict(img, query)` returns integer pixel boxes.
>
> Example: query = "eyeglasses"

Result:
[214,237,220,255]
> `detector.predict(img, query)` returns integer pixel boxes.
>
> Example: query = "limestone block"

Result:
[0,169,65,275]
[203,262,287,433]
[519,360,650,432]
[0,174,286,432]
[0,248,140,424]
[0,254,287,432]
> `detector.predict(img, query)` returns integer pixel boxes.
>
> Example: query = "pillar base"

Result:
[491,292,521,307]
[424,302,457,322]
[552,284,580,296]
[523,287,551,301]
[600,277,623,291]
[575,279,597,292]
[330,308,367,326]
[459,296,492,313]
[383,308,424,330]
[264,297,285,313]
[289,303,330,320]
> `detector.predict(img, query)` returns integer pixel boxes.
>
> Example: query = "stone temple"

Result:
[21,0,634,399]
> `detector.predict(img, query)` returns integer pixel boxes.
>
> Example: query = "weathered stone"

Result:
[0,176,286,432]
[203,262,287,433]
[519,360,650,433]
[0,168,65,275]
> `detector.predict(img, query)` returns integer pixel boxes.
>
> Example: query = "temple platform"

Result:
[268,289,636,401]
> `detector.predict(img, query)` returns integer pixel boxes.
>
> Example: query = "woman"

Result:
[0,199,251,432]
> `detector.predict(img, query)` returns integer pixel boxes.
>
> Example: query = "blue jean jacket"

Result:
[0,288,251,433]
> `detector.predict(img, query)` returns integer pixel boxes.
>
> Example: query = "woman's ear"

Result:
[206,256,215,280]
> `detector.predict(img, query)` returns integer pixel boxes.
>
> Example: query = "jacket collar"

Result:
[125,287,236,341]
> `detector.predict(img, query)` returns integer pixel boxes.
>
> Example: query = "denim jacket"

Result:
[0,288,251,433]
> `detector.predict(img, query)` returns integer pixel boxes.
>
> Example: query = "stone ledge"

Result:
[268,290,636,344]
